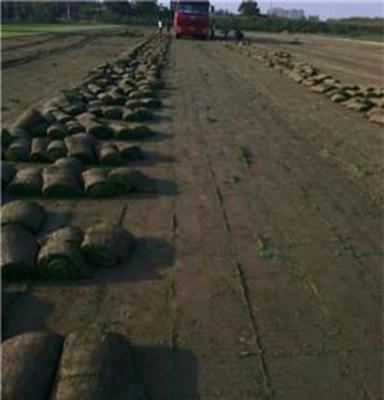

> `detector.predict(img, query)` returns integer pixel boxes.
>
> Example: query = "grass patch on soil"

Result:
[237,146,251,168]
[1,23,122,38]
[255,235,275,260]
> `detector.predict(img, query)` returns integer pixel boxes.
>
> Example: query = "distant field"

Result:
[1,23,123,38]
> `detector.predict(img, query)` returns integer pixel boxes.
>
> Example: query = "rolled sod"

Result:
[115,143,143,161]
[102,106,123,120]
[8,126,30,140]
[54,157,85,175]
[108,168,153,193]
[76,112,97,124]
[79,119,113,140]
[2,331,64,400]
[5,137,31,161]
[1,224,39,279]
[47,140,67,161]
[2,127,11,147]
[7,167,43,196]
[108,92,126,106]
[88,105,104,118]
[88,100,103,108]
[107,167,134,194]
[48,225,84,244]
[134,107,153,121]
[51,110,71,124]
[96,142,123,165]
[13,108,46,133]
[81,223,134,268]
[64,103,85,116]
[110,122,132,140]
[38,227,89,280]
[87,83,103,95]
[1,200,46,233]
[1,162,16,189]
[50,329,145,400]
[65,120,85,135]
[65,133,96,164]
[125,99,143,109]
[122,109,140,122]
[28,123,49,138]
[97,92,114,105]
[41,107,58,124]
[146,77,164,90]
[82,168,118,198]
[128,90,143,100]
[47,123,67,140]
[116,123,154,141]
[140,97,162,108]
[42,165,83,198]
[118,83,134,95]
[30,137,49,162]
[140,88,156,98]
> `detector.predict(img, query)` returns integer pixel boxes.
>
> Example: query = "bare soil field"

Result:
[2,32,383,399]
[1,27,147,124]
[245,31,384,87]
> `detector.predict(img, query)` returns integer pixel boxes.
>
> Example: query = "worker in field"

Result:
[166,19,172,36]
[234,27,244,43]
[158,19,163,36]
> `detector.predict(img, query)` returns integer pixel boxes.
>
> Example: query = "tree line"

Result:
[1,1,164,23]
[216,0,383,38]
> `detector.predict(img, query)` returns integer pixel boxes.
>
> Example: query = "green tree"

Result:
[238,0,260,17]
[104,0,132,17]
[133,1,158,17]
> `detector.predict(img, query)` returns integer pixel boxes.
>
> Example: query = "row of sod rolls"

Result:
[2,328,147,400]
[2,158,156,198]
[228,43,384,125]
[4,132,145,164]
[1,200,135,280]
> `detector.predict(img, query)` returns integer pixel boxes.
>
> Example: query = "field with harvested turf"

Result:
[1,27,383,399]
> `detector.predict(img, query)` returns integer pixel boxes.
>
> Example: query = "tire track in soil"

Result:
[3,33,72,53]
[203,137,275,400]
[190,61,275,399]
[190,42,380,399]
[169,41,275,399]
[2,33,98,69]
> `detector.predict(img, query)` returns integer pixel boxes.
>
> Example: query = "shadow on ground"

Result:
[135,344,199,400]
[2,291,55,340]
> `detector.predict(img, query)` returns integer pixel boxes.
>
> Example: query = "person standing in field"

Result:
[158,19,163,35]
[166,19,172,36]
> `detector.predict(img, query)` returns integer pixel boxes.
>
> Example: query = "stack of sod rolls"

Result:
[1,201,136,281]
[38,226,90,280]
[51,328,147,400]
[81,223,135,268]
[2,328,147,400]
[1,332,64,400]
[42,157,84,198]
[1,35,169,161]
[5,163,155,199]
[1,201,46,280]
[7,166,43,196]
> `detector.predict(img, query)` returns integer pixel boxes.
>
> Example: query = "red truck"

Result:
[171,0,214,39]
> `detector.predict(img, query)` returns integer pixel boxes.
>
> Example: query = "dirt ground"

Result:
[1,27,147,124]
[2,32,383,399]
[244,31,384,87]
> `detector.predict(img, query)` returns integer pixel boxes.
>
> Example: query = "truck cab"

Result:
[171,1,214,40]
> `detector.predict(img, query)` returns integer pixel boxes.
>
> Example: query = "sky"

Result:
[209,0,384,19]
